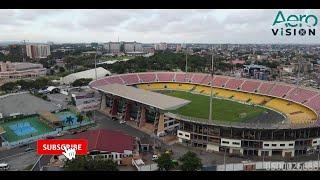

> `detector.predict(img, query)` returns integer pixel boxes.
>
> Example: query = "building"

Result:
[104,42,121,54]
[71,89,101,112]
[243,64,270,80]
[76,129,138,165]
[176,44,182,52]
[124,42,143,53]
[60,67,111,85]
[26,44,51,59]
[0,61,46,79]
[154,43,167,51]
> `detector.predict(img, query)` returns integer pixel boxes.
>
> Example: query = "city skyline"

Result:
[1,9,320,44]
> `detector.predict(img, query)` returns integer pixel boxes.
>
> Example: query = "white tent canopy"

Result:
[61,67,111,85]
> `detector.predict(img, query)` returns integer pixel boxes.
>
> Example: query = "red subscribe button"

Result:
[37,139,88,155]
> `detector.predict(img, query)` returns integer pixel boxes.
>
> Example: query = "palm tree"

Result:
[65,116,74,126]
[76,113,84,125]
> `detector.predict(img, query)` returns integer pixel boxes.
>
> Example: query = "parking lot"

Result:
[0,93,60,117]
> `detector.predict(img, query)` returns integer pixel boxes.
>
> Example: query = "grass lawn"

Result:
[162,90,266,123]
[1,116,53,142]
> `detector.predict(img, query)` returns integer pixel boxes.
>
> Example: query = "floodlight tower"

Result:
[208,46,214,122]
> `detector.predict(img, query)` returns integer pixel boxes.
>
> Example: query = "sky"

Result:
[1,9,320,44]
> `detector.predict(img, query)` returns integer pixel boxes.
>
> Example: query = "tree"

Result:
[76,113,84,125]
[65,116,74,126]
[71,78,93,87]
[64,156,118,171]
[179,151,202,171]
[156,153,174,171]
[0,82,17,93]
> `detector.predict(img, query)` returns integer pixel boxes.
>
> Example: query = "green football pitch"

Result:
[162,90,266,123]
[1,116,53,142]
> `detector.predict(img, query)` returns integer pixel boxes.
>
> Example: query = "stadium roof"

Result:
[61,67,111,84]
[94,84,191,110]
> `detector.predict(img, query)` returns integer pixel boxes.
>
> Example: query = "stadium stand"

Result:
[138,73,157,83]
[225,78,244,90]
[257,82,275,94]
[106,76,125,85]
[305,95,320,113]
[241,80,261,92]
[268,84,293,97]
[213,76,229,87]
[175,73,188,83]
[191,74,207,84]
[157,72,174,82]
[121,74,140,85]
[287,88,318,103]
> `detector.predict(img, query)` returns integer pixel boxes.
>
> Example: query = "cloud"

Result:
[0,9,320,43]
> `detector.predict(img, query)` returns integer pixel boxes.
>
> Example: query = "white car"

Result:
[56,132,63,137]
[152,155,159,161]
[119,120,126,124]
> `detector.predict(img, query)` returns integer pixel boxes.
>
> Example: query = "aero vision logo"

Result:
[272,11,318,36]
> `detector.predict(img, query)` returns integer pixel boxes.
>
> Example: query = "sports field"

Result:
[162,90,267,123]
[1,116,53,142]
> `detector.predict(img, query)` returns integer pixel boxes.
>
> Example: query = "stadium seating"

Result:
[157,72,174,82]
[225,78,244,90]
[265,99,317,124]
[257,82,275,94]
[138,73,157,83]
[241,80,261,92]
[305,95,320,113]
[121,74,140,85]
[175,73,189,83]
[106,76,125,85]
[287,88,318,103]
[268,84,293,97]
[213,76,229,87]
[191,74,207,84]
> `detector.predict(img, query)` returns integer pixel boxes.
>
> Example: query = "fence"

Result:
[2,130,59,148]
[216,160,320,171]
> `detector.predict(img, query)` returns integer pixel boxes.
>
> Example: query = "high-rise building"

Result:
[26,44,51,59]
[154,42,167,50]
[104,42,121,54]
[176,44,182,52]
[124,42,143,52]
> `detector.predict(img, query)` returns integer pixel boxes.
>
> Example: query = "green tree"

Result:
[179,151,202,171]
[76,113,84,125]
[156,153,174,171]
[64,156,118,171]
[0,82,17,93]
[71,78,93,87]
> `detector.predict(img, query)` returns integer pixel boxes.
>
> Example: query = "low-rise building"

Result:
[0,61,46,79]
[76,129,139,165]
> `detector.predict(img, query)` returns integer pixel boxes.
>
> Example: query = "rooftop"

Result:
[76,129,135,153]
[94,83,191,110]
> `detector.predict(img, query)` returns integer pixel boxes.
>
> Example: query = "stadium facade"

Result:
[90,72,320,158]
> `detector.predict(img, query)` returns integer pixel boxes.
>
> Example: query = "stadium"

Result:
[89,72,320,158]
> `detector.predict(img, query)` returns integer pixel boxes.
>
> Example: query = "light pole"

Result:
[224,147,227,171]
[208,46,214,123]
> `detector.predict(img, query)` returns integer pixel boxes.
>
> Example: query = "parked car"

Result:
[56,132,63,137]
[0,163,9,171]
[119,120,126,124]
[152,154,159,161]
[24,148,34,152]
[46,136,55,139]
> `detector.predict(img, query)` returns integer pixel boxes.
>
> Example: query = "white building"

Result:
[104,42,121,54]
[154,42,167,50]
[26,44,51,59]
[124,42,143,53]
[60,67,111,85]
